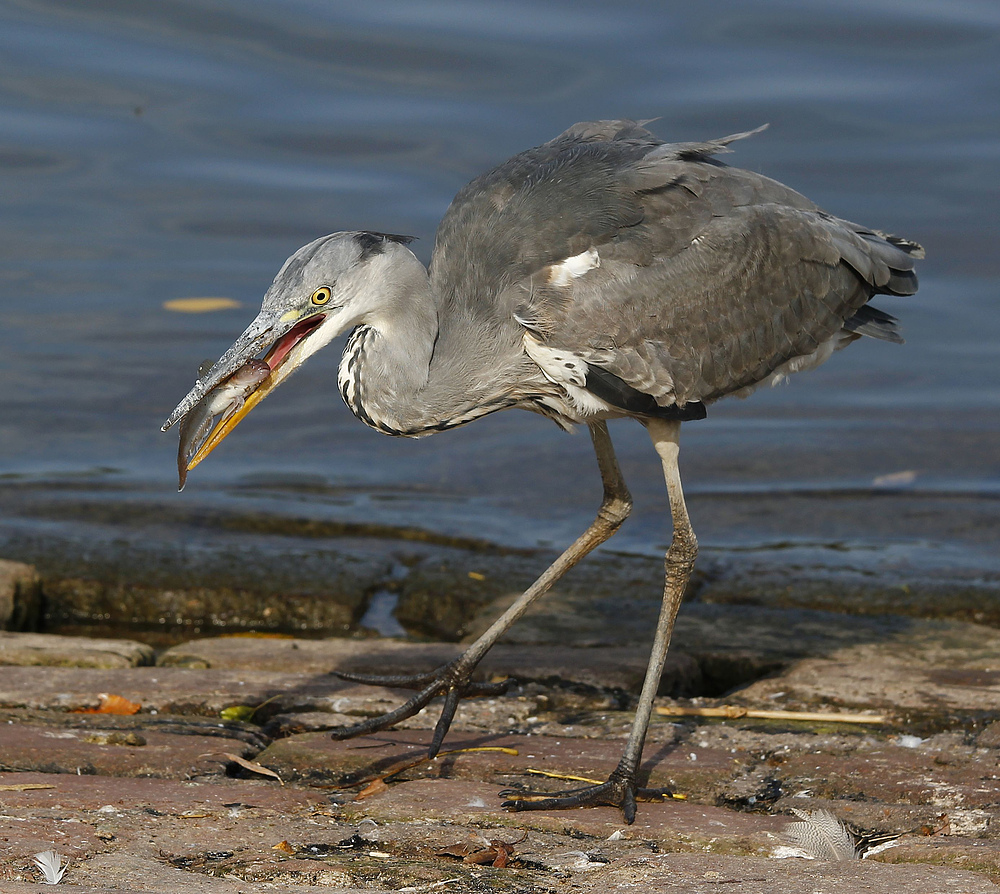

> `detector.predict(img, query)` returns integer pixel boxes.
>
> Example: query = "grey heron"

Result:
[163,120,921,822]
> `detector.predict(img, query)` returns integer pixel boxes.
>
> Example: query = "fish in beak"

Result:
[162,309,330,483]
[175,359,271,491]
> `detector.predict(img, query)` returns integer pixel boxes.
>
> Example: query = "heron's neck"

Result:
[338,254,518,436]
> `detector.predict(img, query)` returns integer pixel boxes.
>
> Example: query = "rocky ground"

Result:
[2,554,1000,892]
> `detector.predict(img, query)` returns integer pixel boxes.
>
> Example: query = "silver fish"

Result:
[176,359,270,491]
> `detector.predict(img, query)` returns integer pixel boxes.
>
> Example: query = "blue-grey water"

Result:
[0,1,998,597]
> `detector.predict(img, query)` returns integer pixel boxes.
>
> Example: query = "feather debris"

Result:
[32,850,69,885]
[781,808,858,861]
[779,807,904,861]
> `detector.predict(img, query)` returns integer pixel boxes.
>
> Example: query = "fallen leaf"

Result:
[355,777,391,800]
[219,706,256,722]
[467,571,486,581]
[220,694,280,722]
[72,693,141,715]
[163,297,241,313]
[436,831,525,868]
[272,840,296,855]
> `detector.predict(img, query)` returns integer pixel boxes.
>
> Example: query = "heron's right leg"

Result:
[330,420,632,756]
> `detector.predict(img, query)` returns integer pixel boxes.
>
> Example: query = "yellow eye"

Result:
[311,286,332,306]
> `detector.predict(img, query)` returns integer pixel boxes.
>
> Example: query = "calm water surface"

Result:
[0,1,998,587]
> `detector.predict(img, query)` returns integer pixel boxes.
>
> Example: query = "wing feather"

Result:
[429,120,921,414]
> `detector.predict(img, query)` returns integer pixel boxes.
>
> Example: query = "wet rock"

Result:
[977,721,1000,748]
[0,558,41,630]
[0,631,154,668]
[394,550,666,641]
[393,555,533,640]
[695,550,1000,627]
[6,531,386,643]
[42,577,368,642]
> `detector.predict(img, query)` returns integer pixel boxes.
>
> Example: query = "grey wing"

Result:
[429,120,664,310]
[429,120,920,415]
[508,147,921,409]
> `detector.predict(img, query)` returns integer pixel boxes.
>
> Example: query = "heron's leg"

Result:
[502,417,696,823]
[330,420,632,755]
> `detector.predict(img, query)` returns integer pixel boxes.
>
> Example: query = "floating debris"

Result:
[163,297,242,313]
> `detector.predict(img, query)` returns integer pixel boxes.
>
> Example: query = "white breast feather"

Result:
[547,248,600,288]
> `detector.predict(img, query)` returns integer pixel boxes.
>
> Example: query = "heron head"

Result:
[162,230,416,474]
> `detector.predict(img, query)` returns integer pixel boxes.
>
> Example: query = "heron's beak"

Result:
[163,309,329,476]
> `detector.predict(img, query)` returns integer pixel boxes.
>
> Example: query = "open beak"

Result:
[163,310,327,477]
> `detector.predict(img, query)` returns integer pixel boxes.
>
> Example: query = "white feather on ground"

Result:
[32,850,69,884]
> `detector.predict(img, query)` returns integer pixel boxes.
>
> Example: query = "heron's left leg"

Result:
[502,417,696,823]
[330,420,632,755]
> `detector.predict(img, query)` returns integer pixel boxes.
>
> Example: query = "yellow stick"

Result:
[655,705,887,724]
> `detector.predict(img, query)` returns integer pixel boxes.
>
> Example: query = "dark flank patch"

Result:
[585,366,707,421]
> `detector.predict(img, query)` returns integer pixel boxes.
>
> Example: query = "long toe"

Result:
[501,776,641,824]
[334,666,509,697]
[329,664,512,748]
[333,668,444,689]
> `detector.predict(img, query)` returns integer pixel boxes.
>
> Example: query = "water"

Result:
[1,0,998,600]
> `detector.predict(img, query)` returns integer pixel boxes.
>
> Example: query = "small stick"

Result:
[655,705,887,724]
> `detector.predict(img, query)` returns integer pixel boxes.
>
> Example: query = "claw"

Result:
[499,774,672,825]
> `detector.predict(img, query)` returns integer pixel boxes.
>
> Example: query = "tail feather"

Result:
[845,304,904,344]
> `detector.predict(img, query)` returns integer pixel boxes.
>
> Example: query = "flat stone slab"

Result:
[3,771,997,893]
[733,622,1000,714]
[0,631,154,668]
[0,666,395,716]
[159,636,701,694]
[254,728,734,793]
[160,608,1000,707]
[0,722,255,778]
[773,732,1000,810]
[5,622,1000,890]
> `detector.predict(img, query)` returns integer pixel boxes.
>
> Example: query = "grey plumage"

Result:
[163,120,921,823]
